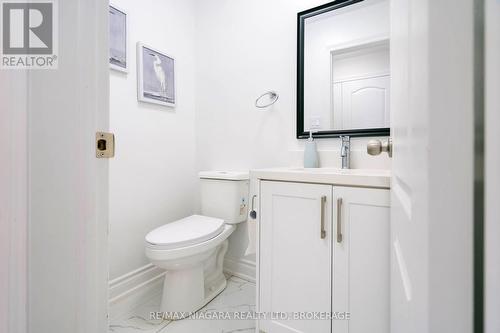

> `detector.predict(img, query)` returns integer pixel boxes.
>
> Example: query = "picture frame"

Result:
[109,4,128,72]
[136,42,176,107]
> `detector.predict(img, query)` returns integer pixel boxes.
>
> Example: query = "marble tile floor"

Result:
[109,275,256,333]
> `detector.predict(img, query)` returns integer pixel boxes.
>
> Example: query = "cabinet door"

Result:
[333,187,390,333]
[259,181,332,333]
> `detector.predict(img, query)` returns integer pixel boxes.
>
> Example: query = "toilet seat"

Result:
[145,224,235,261]
[145,215,225,250]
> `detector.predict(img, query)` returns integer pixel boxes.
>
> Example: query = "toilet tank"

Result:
[199,171,249,224]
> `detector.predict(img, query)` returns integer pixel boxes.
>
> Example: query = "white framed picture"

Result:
[137,43,176,107]
[109,4,127,72]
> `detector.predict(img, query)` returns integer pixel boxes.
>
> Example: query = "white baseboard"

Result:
[223,257,256,283]
[108,264,165,321]
[108,258,255,321]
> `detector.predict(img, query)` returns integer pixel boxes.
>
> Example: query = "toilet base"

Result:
[159,240,229,320]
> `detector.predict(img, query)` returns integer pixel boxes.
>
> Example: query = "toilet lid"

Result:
[145,215,225,249]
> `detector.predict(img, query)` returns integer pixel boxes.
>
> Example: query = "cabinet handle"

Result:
[337,198,343,243]
[320,196,326,239]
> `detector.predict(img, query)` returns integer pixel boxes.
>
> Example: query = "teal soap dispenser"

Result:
[304,130,319,168]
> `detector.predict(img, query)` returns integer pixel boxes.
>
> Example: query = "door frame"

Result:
[474,0,485,331]
[0,0,110,332]
[0,69,29,333]
[484,0,500,332]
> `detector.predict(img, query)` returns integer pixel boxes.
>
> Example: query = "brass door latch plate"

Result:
[96,132,115,158]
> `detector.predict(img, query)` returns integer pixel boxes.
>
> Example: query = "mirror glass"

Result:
[298,0,390,138]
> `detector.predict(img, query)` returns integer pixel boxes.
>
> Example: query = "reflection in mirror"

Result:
[299,0,390,136]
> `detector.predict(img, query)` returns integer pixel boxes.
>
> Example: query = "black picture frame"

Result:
[296,0,391,139]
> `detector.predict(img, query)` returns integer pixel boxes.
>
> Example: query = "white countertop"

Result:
[251,167,391,189]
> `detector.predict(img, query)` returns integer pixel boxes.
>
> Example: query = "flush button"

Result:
[239,198,247,215]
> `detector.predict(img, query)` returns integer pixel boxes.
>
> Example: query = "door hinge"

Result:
[96,132,115,158]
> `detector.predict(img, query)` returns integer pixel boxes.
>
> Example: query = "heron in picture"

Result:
[153,54,167,98]
[137,43,175,107]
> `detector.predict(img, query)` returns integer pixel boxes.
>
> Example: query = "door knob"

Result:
[367,138,392,158]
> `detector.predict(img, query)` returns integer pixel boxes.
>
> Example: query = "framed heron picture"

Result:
[109,5,127,72]
[137,43,176,107]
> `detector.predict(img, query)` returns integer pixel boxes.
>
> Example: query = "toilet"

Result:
[144,171,249,318]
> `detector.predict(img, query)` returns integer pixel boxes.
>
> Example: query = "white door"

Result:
[0,1,110,332]
[259,181,332,333]
[332,187,390,333]
[390,1,474,332]
[340,76,390,129]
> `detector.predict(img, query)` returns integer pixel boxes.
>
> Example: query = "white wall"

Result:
[194,0,391,267]
[109,0,198,280]
[195,0,391,172]
[109,0,392,281]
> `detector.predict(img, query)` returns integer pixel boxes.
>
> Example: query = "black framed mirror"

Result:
[297,0,391,139]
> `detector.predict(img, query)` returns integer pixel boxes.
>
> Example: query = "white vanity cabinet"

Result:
[256,173,390,333]
[332,186,390,333]
[259,181,333,333]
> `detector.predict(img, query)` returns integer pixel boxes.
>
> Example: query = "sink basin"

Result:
[287,167,388,175]
[250,167,391,188]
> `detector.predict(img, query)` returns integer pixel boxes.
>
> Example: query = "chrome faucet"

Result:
[340,136,350,169]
